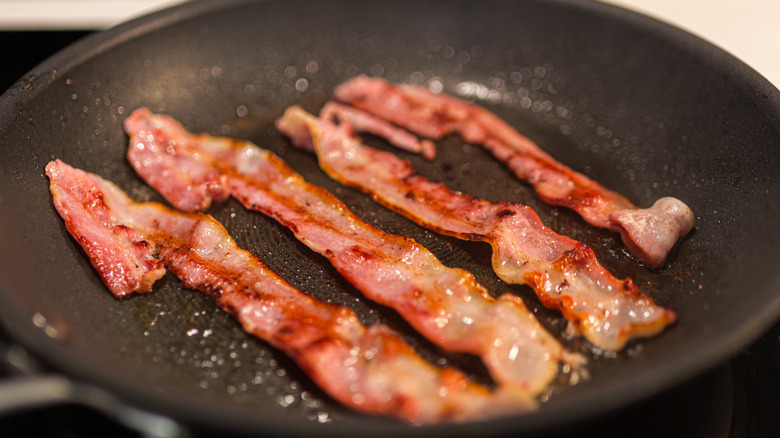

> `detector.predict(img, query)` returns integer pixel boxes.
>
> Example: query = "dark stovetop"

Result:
[0,30,778,438]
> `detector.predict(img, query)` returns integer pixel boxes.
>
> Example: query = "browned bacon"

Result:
[332,76,694,268]
[124,108,581,396]
[276,106,677,352]
[46,159,536,424]
[47,160,166,298]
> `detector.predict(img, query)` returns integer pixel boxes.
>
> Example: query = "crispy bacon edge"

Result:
[45,159,537,424]
[331,75,695,268]
[122,108,584,397]
[276,106,678,352]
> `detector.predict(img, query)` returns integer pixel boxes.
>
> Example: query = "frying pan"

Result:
[1,0,779,436]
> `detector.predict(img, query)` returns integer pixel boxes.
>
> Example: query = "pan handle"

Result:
[0,376,187,438]
[0,340,187,438]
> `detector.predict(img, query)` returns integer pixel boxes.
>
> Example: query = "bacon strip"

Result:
[332,76,695,268]
[320,101,436,160]
[47,160,166,298]
[277,106,677,352]
[124,108,580,396]
[46,159,536,424]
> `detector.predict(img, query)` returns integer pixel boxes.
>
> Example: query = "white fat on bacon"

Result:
[331,75,694,268]
[46,159,537,424]
[276,106,677,352]
[123,108,581,396]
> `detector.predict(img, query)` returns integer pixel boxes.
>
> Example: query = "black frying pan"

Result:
[1,0,779,436]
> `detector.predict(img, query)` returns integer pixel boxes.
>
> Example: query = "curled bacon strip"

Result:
[123,108,580,396]
[277,106,677,352]
[46,159,536,424]
[332,76,695,268]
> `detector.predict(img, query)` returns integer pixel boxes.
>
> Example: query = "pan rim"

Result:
[1,0,779,436]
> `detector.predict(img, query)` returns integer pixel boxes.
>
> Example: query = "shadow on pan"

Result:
[0,0,779,436]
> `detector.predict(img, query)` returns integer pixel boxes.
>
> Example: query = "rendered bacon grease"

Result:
[332,76,695,268]
[46,159,536,424]
[123,108,581,396]
[277,106,677,352]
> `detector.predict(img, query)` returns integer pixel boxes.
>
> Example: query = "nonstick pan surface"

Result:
[1,0,779,436]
